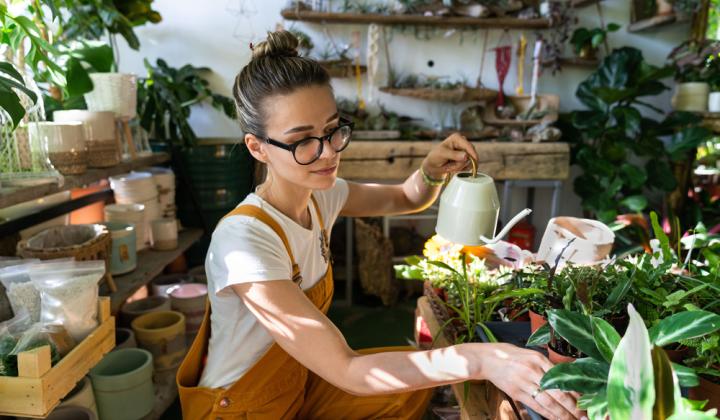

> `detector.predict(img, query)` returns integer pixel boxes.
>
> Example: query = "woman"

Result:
[177,30,584,420]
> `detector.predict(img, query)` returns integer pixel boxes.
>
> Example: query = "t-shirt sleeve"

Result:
[314,178,350,227]
[206,215,292,296]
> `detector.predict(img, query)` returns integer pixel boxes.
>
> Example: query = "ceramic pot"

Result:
[58,377,98,418]
[90,348,154,420]
[53,110,119,168]
[709,92,720,112]
[170,283,208,337]
[529,310,547,334]
[151,273,189,297]
[28,122,87,175]
[673,82,710,112]
[114,327,137,351]
[536,217,614,267]
[84,73,137,119]
[31,406,97,420]
[151,218,178,251]
[120,295,171,328]
[104,203,146,251]
[132,311,187,371]
[103,222,137,275]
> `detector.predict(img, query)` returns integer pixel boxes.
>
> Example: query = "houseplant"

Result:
[563,47,711,243]
[570,23,620,60]
[668,40,720,113]
[538,304,720,419]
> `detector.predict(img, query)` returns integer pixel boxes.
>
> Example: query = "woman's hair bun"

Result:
[251,30,299,59]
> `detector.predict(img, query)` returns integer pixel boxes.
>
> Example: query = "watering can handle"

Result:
[479,208,533,244]
[468,154,478,177]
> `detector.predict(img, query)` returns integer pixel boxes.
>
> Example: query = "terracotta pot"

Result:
[663,345,690,364]
[548,345,577,364]
[688,375,720,412]
[529,310,547,334]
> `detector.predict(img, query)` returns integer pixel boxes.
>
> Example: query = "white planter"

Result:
[708,92,720,113]
[84,73,137,119]
[673,82,710,112]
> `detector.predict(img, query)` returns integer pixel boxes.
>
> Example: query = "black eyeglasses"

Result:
[264,117,354,165]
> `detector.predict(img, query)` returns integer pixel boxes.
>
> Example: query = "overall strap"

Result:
[222,204,303,284]
[309,195,325,231]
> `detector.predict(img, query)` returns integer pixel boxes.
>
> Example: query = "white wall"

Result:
[117,0,692,241]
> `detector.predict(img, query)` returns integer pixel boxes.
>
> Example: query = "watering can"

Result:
[435,155,532,246]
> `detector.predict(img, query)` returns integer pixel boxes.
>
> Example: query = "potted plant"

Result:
[668,40,720,113]
[569,24,620,60]
[539,303,720,419]
[684,332,720,412]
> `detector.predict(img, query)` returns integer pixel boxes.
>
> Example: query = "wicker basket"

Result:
[380,86,497,103]
[353,218,397,306]
[423,281,466,343]
[17,224,116,292]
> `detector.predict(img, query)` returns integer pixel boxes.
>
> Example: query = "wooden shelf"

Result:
[628,13,678,33]
[0,153,170,209]
[281,9,553,29]
[544,56,600,69]
[379,86,497,103]
[108,228,204,313]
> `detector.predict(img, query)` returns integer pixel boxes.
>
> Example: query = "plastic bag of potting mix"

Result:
[0,309,33,376]
[8,322,77,375]
[30,260,104,342]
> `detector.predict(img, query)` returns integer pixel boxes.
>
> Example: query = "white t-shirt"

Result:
[198,179,349,389]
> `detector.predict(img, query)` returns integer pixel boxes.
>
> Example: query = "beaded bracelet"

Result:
[420,166,446,187]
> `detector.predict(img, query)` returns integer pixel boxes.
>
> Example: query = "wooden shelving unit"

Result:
[544,56,600,69]
[281,9,553,29]
[108,228,204,313]
[628,13,679,33]
[0,153,170,209]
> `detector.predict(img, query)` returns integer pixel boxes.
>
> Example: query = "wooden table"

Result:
[338,141,569,182]
[416,296,533,420]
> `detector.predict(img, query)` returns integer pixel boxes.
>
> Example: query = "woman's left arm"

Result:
[340,133,478,218]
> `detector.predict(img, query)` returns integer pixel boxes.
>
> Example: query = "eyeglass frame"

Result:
[262,116,354,165]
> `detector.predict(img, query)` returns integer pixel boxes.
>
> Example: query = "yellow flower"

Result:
[423,234,462,260]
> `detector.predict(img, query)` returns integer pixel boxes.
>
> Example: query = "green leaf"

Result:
[428,261,461,277]
[621,195,648,212]
[620,163,647,189]
[607,304,655,420]
[672,363,699,388]
[547,309,605,361]
[393,265,424,281]
[591,317,621,363]
[65,57,93,97]
[540,358,609,394]
[0,86,24,128]
[646,160,677,191]
[648,311,720,347]
[606,277,632,309]
[482,288,543,304]
[527,323,551,347]
[69,41,114,73]
[607,23,621,32]
[652,346,676,420]
[650,212,673,262]
[591,32,605,49]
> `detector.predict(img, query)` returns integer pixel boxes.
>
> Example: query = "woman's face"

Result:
[257,84,341,191]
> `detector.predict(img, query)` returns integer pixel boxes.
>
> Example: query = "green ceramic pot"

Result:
[89,348,154,420]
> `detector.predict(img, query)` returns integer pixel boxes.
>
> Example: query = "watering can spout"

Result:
[479,208,533,244]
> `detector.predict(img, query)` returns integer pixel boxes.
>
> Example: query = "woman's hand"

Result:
[421,133,479,180]
[476,343,586,420]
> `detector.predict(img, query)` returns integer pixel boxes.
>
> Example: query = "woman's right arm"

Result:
[232,280,584,420]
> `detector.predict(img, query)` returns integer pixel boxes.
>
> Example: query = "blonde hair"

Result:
[233,30,330,138]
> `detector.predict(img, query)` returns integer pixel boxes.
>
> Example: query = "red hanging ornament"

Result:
[494,45,512,108]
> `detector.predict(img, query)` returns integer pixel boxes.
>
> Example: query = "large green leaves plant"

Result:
[565,47,711,226]
[537,305,720,419]
[136,59,236,148]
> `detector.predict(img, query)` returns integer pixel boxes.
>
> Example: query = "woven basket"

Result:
[423,281,466,343]
[353,218,398,306]
[18,224,115,291]
[380,86,497,103]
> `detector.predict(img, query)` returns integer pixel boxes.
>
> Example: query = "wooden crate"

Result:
[339,141,570,181]
[416,296,531,420]
[0,297,115,418]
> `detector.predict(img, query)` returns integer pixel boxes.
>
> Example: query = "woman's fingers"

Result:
[447,133,478,161]
[546,389,584,419]
[534,390,580,420]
